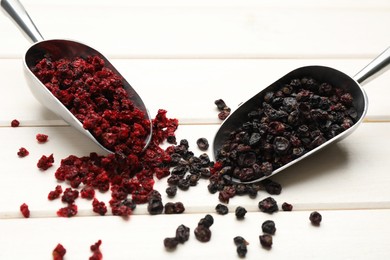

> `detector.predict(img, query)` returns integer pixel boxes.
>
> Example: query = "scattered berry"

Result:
[17,147,29,157]
[20,203,30,218]
[309,211,322,226]
[52,243,66,260]
[11,119,20,127]
[37,154,54,170]
[36,133,48,143]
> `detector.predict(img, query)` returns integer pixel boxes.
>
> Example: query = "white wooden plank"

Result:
[0,209,390,259]
[1,123,390,217]
[0,0,389,58]
[0,58,389,126]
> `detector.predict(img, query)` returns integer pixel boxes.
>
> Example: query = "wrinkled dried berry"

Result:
[198,214,214,228]
[164,237,179,250]
[194,225,212,242]
[282,202,293,211]
[37,154,54,170]
[52,243,66,260]
[165,186,178,198]
[92,198,107,216]
[215,99,228,110]
[36,133,48,143]
[89,240,103,260]
[262,220,276,235]
[234,236,249,246]
[215,203,229,215]
[258,197,278,214]
[17,147,29,157]
[234,236,249,257]
[61,188,79,204]
[57,204,78,217]
[80,186,95,200]
[196,138,209,151]
[147,196,164,215]
[175,224,190,243]
[20,203,30,218]
[236,244,248,258]
[262,179,282,195]
[309,211,322,225]
[164,202,185,214]
[11,119,20,127]
[177,178,190,190]
[235,206,247,219]
[259,234,273,248]
[164,224,190,250]
[48,185,63,200]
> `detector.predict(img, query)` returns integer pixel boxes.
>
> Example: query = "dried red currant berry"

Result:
[36,133,49,143]
[261,220,276,235]
[90,240,103,260]
[61,188,79,204]
[259,234,273,248]
[92,198,107,216]
[80,186,95,199]
[57,204,78,217]
[48,185,63,200]
[258,197,279,214]
[309,211,322,226]
[20,203,30,218]
[37,154,54,170]
[196,138,209,151]
[282,202,293,211]
[52,243,66,260]
[17,147,29,157]
[11,119,20,127]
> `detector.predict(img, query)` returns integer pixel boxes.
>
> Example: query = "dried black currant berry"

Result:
[309,211,322,225]
[261,220,276,235]
[215,203,229,215]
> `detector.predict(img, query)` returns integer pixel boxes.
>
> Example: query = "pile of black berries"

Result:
[214,77,358,182]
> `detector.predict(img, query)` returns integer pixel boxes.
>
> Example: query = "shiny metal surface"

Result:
[1,0,152,153]
[214,47,390,184]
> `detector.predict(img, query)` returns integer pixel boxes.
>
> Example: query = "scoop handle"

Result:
[354,46,390,85]
[1,0,43,43]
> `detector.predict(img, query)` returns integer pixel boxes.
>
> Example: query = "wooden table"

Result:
[1,0,390,259]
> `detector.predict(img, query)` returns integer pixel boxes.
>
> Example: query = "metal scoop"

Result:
[1,0,152,153]
[214,46,390,184]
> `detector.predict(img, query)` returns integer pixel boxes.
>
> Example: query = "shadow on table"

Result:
[272,143,350,188]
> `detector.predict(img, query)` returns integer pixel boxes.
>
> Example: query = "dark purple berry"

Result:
[258,197,278,214]
[215,203,229,215]
[282,202,293,211]
[164,237,179,250]
[175,224,190,243]
[235,206,247,219]
[309,211,322,225]
[259,234,273,248]
[196,138,209,151]
[194,225,212,242]
[261,220,276,235]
